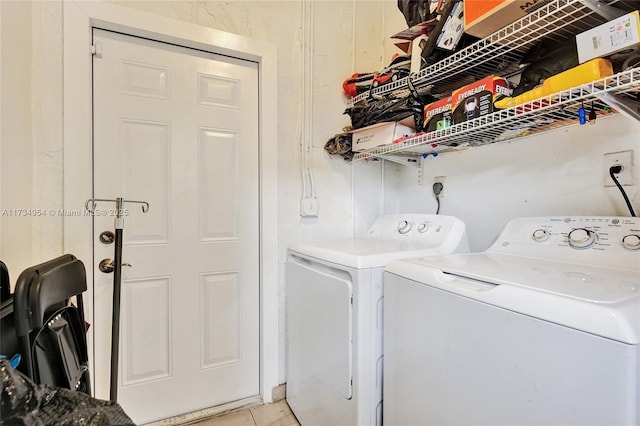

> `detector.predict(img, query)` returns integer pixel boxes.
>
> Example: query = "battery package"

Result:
[576,11,640,64]
[423,96,453,132]
[451,76,512,124]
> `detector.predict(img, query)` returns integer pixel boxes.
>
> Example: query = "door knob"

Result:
[99,258,132,273]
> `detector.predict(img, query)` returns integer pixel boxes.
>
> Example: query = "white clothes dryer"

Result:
[384,216,640,426]
[286,214,468,426]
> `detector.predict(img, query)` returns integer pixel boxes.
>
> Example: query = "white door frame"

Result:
[62,0,279,403]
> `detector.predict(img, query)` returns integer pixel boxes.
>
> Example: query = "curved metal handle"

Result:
[99,258,132,274]
[85,198,150,214]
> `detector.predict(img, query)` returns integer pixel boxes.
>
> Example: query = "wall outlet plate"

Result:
[300,197,319,217]
[603,150,634,187]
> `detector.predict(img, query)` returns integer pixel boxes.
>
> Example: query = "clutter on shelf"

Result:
[340,0,640,164]
[324,130,354,161]
[575,10,640,66]
[450,75,512,123]
[341,0,474,128]
[343,76,429,131]
[495,58,614,110]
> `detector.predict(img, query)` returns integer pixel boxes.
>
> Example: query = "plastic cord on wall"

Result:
[610,167,636,217]
[300,0,317,216]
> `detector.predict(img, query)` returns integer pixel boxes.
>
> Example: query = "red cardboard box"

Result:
[464,0,543,38]
[451,76,511,124]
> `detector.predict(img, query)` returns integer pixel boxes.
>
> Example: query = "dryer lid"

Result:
[386,253,640,344]
[289,239,458,269]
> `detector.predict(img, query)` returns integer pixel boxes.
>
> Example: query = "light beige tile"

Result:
[250,401,299,426]
[189,409,256,426]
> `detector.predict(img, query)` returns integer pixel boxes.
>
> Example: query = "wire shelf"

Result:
[347,0,628,106]
[352,68,640,162]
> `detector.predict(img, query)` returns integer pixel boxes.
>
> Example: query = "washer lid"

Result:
[289,239,457,269]
[386,253,640,344]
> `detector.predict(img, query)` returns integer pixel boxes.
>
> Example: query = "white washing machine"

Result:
[384,216,640,426]
[286,214,469,426]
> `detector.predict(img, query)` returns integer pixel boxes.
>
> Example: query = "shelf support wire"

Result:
[578,0,627,20]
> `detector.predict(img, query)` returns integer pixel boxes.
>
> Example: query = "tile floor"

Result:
[185,400,299,426]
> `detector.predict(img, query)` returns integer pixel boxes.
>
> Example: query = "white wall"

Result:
[383,114,640,251]
[0,0,405,386]
[0,1,34,277]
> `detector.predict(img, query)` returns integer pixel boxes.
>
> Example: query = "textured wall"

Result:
[0,0,409,385]
[1,1,34,277]
[384,114,640,252]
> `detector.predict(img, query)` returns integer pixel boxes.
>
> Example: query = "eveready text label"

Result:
[426,102,452,118]
[456,84,486,102]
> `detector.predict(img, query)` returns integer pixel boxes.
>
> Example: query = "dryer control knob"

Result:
[418,222,430,233]
[532,229,549,242]
[622,234,640,250]
[398,220,412,234]
[568,228,597,249]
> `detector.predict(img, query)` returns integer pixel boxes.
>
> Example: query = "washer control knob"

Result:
[568,228,597,249]
[418,222,430,233]
[532,229,549,242]
[398,220,412,234]
[622,234,640,250]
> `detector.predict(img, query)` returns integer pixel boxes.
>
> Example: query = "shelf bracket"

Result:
[594,92,640,122]
[578,0,626,20]
[383,155,422,169]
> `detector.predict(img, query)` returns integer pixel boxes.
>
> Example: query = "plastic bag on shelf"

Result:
[324,131,354,161]
[344,78,432,130]
[512,39,578,97]
[397,0,433,28]
[0,359,135,425]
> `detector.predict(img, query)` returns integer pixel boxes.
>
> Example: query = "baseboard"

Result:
[272,383,286,401]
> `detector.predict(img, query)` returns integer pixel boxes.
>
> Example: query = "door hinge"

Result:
[91,42,103,58]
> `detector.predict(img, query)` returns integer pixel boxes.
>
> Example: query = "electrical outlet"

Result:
[301,197,319,217]
[603,151,634,187]
[434,176,446,198]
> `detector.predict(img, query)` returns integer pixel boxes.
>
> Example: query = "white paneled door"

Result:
[92,29,259,424]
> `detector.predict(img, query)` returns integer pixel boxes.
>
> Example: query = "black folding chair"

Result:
[0,260,10,303]
[13,254,91,395]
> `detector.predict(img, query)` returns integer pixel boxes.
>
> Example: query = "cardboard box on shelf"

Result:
[436,1,465,51]
[351,122,416,152]
[575,10,640,64]
[451,75,511,123]
[424,96,453,133]
[463,0,544,39]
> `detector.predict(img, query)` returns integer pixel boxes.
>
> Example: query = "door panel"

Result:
[92,28,259,424]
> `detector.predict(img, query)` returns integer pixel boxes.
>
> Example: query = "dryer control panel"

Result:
[489,216,640,270]
[367,214,467,241]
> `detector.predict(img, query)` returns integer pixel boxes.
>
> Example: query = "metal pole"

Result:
[86,197,148,403]
[109,198,124,402]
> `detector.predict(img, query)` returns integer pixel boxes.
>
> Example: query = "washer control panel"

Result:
[492,217,640,267]
[522,217,640,251]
